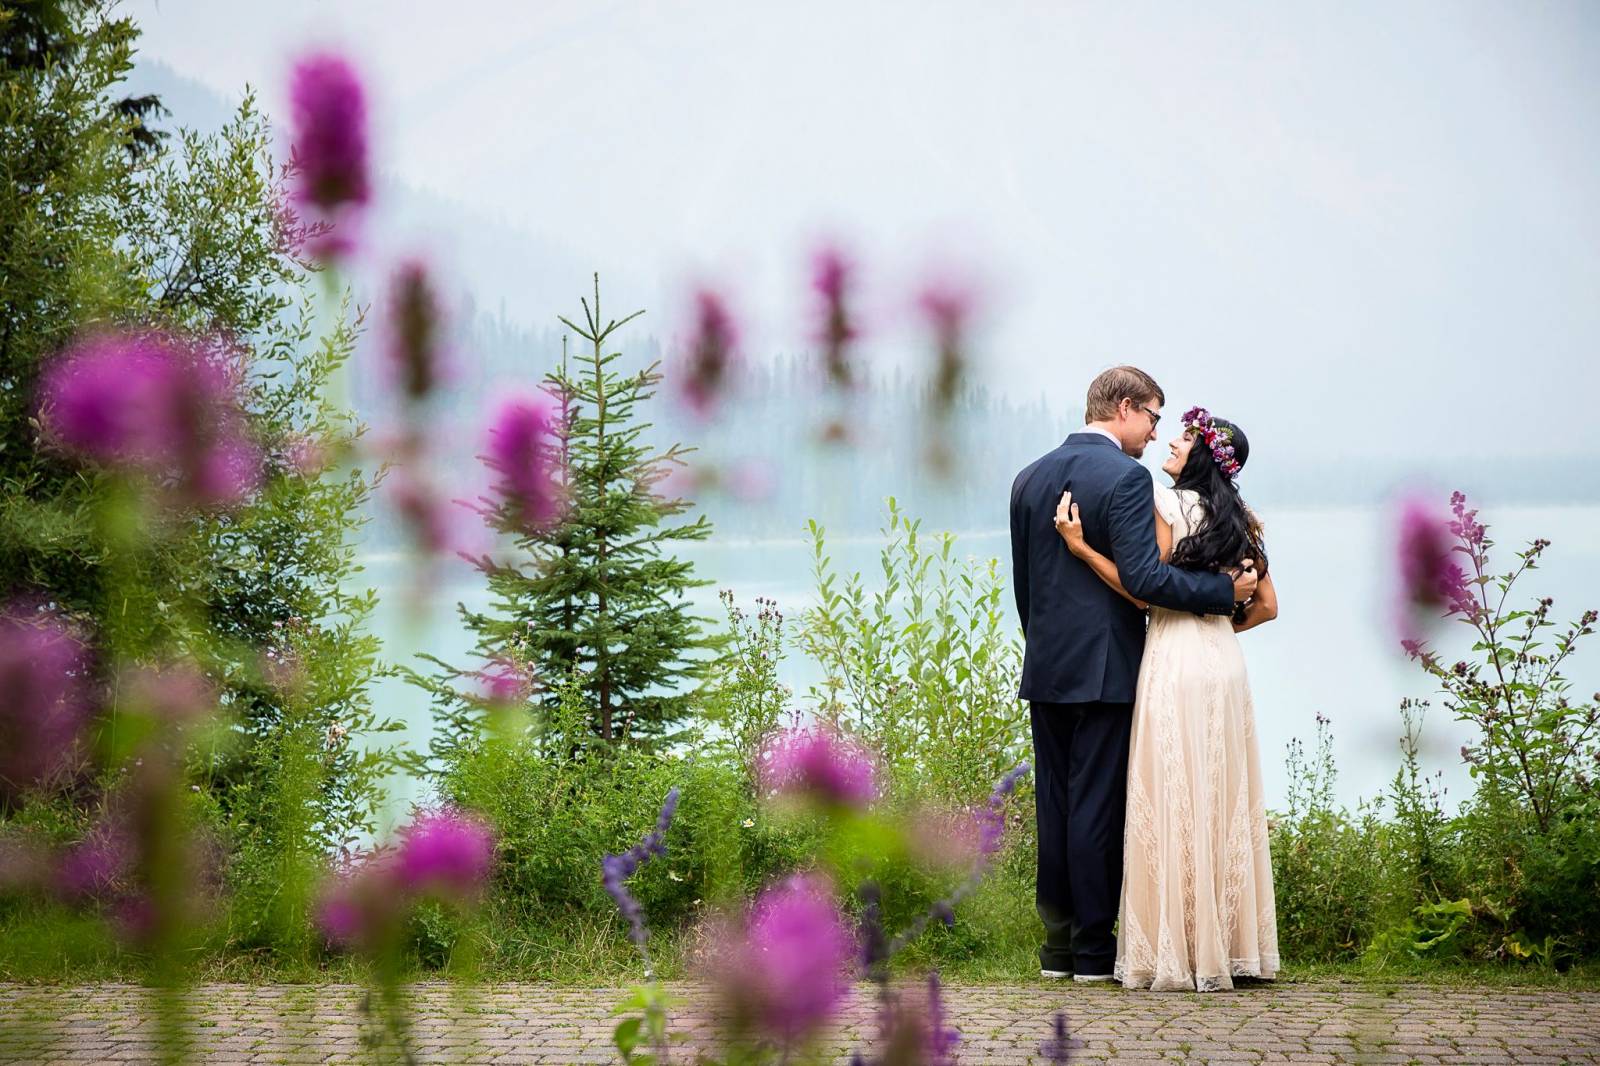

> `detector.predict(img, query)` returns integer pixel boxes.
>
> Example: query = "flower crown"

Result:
[1181,406,1242,478]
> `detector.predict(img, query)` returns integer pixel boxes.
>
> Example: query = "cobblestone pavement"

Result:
[2,980,1598,1064]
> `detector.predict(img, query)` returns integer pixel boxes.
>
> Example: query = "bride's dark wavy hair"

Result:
[1168,416,1268,578]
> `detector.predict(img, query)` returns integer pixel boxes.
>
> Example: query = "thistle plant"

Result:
[1401,492,1599,834]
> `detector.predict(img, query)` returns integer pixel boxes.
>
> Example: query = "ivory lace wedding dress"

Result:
[1114,484,1280,992]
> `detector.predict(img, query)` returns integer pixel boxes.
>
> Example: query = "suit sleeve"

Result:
[1009,470,1030,636]
[1106,464,1234,614]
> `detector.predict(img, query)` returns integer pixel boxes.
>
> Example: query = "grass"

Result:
[7,883,1599,991]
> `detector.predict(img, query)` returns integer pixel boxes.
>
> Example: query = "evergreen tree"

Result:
[424,276,719,748]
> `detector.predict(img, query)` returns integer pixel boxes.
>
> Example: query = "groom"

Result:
[1009,365,1255,981]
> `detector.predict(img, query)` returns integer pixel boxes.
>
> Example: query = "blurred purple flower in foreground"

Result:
[385,259,445,403]
[758,726,878,809]
[812,245,859,390]
[55,823,131,903]
[1040,1011,1077,1064]
[855,970,962,1066]
[288,52,369,213]
[974,760,1030,858]
[0,606,92,800]
[320,809,495,951]
[679,289,740,416]
[396,809,495,899]
[480,657,534,707]
[38,330,261,508]
[1394,493,1480,643]
[390,471,459,556]
[485,394,564,534]
[716,874,853,1048]
[602,787,681,950]
[916,281,975,413]
[318,850,400,949]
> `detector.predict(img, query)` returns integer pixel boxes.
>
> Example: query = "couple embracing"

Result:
[1009,365,1280,992]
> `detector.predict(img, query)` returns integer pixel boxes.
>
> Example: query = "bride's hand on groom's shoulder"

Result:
[1054,490,1086,554]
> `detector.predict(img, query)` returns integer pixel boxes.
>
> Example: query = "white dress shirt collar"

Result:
[1078,425,1121,449]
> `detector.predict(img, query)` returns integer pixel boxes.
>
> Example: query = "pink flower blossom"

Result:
[395,809,495,898]
[485,395,564,534]
[1394,494,1480,640]
[758,727,878,809]
[390,471,462,556]
[288,53,369,212]
[385,259,445,403]
[54,825,130,902]
[917,281,974,412]
[679,289,740,416]
[811,245,859,390]
[0,606,93,799]
[714,874,853,1047]
[481,658,533,705]
[38,331,262,508]
[316,851,401,949]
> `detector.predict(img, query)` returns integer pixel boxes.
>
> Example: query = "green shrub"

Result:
[1269,716,1396,961]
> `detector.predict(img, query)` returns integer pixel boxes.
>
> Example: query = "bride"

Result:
[1053,406,1280,992]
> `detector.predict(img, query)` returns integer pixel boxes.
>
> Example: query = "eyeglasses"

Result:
[1135,403,1161,428]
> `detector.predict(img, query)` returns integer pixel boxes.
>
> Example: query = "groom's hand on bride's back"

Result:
[1229,560,1259,602]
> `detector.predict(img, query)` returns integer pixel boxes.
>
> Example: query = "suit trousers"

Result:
[1030,700,1133,974]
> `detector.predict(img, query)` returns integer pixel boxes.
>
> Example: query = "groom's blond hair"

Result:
[1085,365,1165,421]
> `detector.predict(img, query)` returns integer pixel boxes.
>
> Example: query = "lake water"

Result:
[360,504,1600,826]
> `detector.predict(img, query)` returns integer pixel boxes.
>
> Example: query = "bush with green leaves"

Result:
[1402,492,1600,959]
[1268,715,1395,962]
[799,498,1028,802]
[0,1,403,967]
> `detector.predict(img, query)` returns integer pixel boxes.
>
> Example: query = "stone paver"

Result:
[1,981,1597,1064]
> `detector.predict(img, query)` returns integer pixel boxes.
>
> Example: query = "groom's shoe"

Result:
[1040,968,1071,980]
[1072,973,1115,984]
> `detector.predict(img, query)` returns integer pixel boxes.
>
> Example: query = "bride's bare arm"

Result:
[1054,491,1167,610]
[1233,572,1277,633]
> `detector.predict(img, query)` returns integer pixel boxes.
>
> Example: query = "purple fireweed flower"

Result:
[925,971,961,1066]
[288,53,369,213]
[55,825,131,902]
[1448,490,1486,547]
[390,471,459,556]
[601,788,681,951]
[480,658,533,706]
[861,971,961,1066]
[915,281,975,412]
[316,849,402,949]
[679,288,740,416]
[758,727,878,809]
[974,760,1030,858]
[386,259,445,403]
[720,874,853,1047]
[1394,495,1480,640]
[1040,1011,1076,1064]
[811,245,859,390]
[485,394,564,534]
[38,331,262,508]
[0,607,92,799]
[889,762,1031,958]
[395,809,495,898]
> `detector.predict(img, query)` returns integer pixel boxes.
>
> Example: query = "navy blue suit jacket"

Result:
[1010,433,1235,704]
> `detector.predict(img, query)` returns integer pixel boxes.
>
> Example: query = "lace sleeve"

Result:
[1152,482,1183,527]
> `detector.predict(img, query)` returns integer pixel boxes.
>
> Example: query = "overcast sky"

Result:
[127,1,1600,466]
